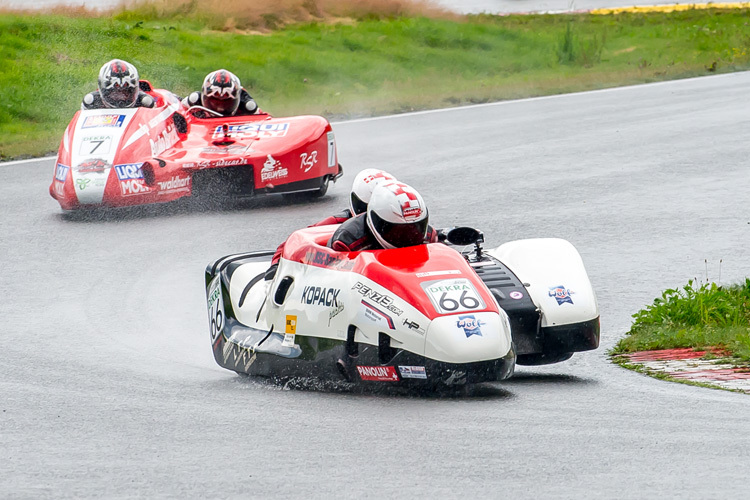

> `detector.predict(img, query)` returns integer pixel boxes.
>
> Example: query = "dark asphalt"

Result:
[1,73,749,498]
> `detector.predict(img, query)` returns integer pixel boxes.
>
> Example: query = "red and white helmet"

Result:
[366,181,429,249]
[98,59,139,108]
[350,169,397,215]
[201,69,241,116]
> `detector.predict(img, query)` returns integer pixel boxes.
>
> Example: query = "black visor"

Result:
[350,192,368,215]
[102,85,137,108]
[370,211,428,248]
[202,94,240,116]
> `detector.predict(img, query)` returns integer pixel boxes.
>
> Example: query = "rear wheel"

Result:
[282,175,329,201]
[516,351,574,366]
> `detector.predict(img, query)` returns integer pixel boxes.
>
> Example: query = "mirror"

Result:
[446,227,482,246]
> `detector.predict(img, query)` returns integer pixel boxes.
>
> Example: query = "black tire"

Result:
[311,175,330,198]
[283,176,329,200]
[516,351,574,366]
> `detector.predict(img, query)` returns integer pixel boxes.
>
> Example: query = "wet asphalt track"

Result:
[2,73,750,498]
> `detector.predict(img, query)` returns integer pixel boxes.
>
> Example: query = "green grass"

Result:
[3,8,750,158]
[611,279,750,360]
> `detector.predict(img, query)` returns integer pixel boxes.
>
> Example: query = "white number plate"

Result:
[421,278,485,314]
[79,136,112,156]
[327,131,336,167]
[207,276,225,343]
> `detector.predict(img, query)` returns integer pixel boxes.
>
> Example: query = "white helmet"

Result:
[98,59,139,108]
[349,169,397,215]
[366,181,428,249]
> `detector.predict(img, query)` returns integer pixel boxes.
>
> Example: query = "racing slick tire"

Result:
[516,351,574,366]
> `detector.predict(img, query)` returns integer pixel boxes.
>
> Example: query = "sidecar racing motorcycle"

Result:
[205,226,600,387]
[49,82,342,211]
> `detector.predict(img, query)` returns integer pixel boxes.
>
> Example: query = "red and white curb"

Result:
[618,348,750,393]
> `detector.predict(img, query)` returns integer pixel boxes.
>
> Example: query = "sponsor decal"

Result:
[422,278,485,315]
[327,131,336,167]
[301,286,341,307]
[260,155,288,183]
[79,135,112,156]
[303,250,354,270]
[357,365,399,382]
[285,315,297,334]
[362,300,395,330]
[183,158,246,169]
[76,178,91,190]
[549,286,574,305]
[201,144,251,155]
[157,175,191,194]
[212,122,290,139]
[328,303,344,326]
[53,181,65,198]
[282,333,296,347]
[403,318,426,335]
[509,291,523,300]
[383,182,423,221]
[75,158,109,173]
[54,164,70,183]
[150,123,179,157]
[352,282,403,316]
[207,276,225,343]
[416,270,461,278]
[81,114,125,129]
[300,151,318,173]
[398,366,427,380]
[114,163,151,196]
[456,315,484,338]
[114,163,144,181]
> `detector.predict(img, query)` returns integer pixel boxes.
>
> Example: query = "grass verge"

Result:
[3,6,750,159]
[611,279,750,360]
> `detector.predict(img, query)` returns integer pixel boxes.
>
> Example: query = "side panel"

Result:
[486,238,599,328]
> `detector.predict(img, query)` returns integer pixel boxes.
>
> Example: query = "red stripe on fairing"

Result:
[361,300,395,329]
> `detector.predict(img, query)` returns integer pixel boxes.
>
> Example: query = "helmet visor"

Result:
[350,192,369,215]
[370,211,429,248]
[202,94,240,115]
[102,85,137,108]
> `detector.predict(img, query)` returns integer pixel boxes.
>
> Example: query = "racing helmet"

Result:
[366,181,429,249]
[98,59,140,108]
[201,69,242,116]
[350,169,397,215]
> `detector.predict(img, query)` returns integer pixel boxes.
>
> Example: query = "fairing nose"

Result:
[424,312,512,364]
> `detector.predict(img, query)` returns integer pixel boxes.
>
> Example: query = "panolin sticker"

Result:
[357,365,399,382]
[398,366,427,379]
[421,278,485,314]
